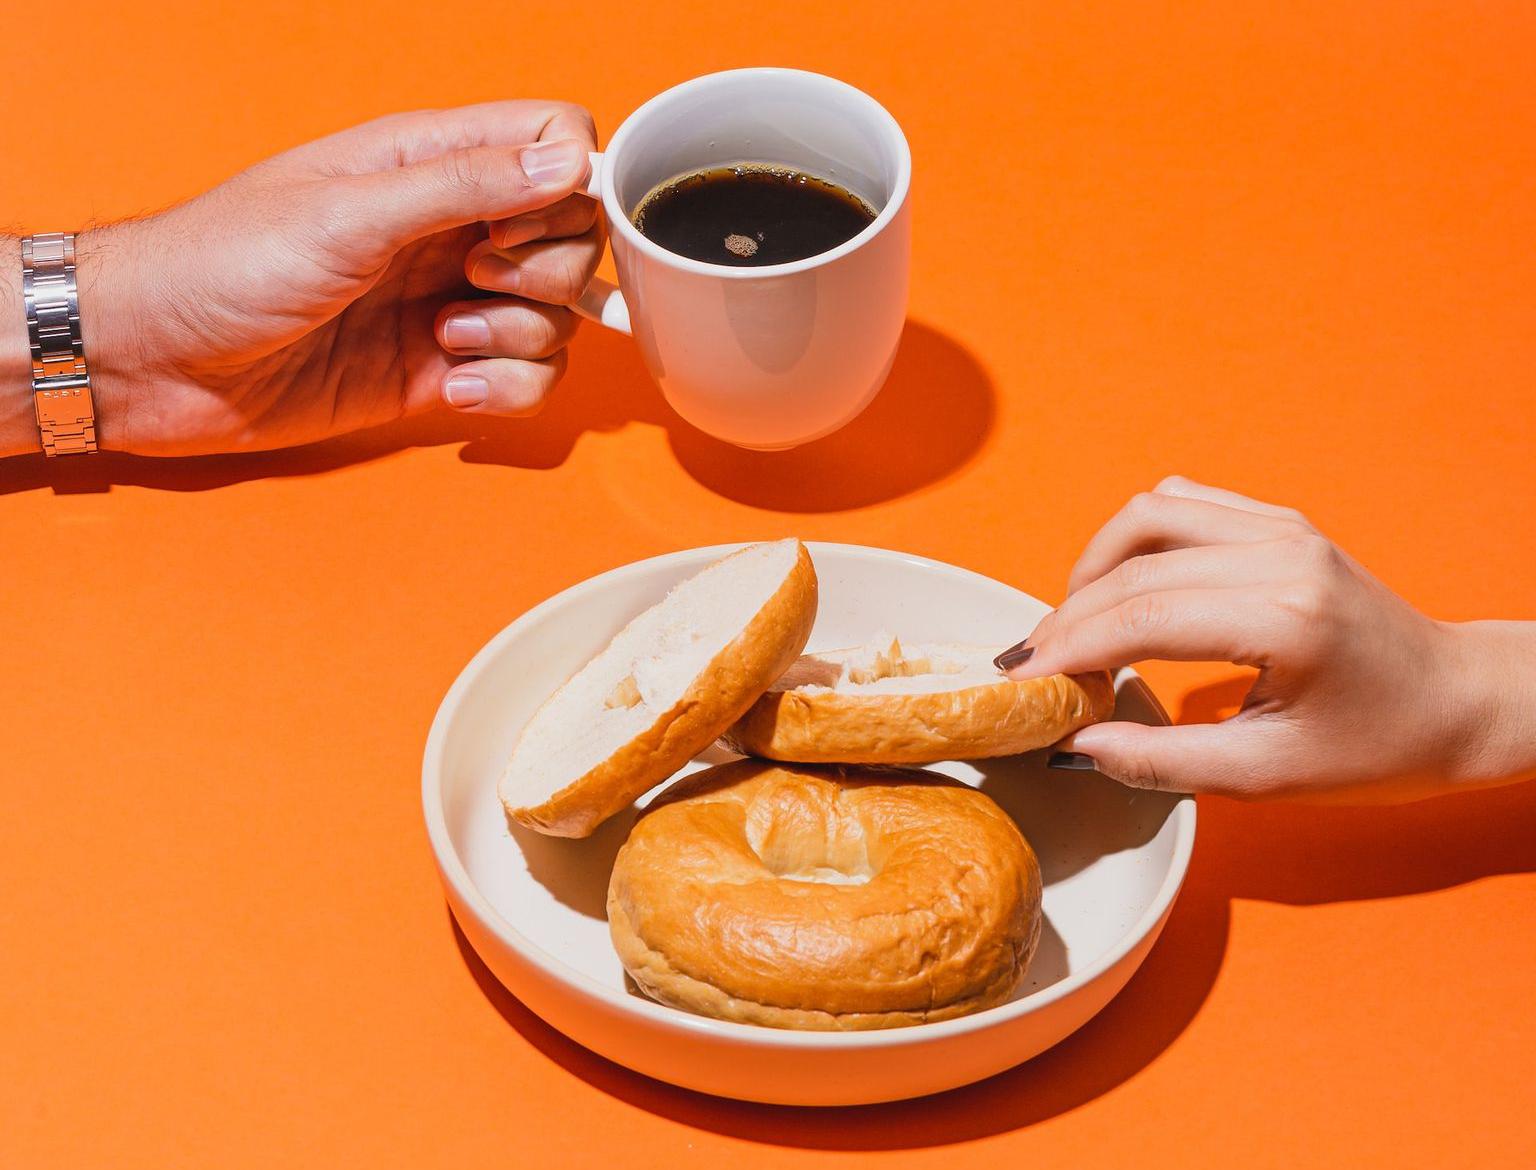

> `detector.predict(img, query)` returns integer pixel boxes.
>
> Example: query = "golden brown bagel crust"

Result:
[509,545,818,837]
[607,761,1043,1030]
[721,662,1114,765]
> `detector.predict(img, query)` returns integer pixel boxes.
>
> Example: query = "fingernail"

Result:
[520,139,584,185]
[471,256,518,292]
[1048,752,1097,771]
[444,373,488,408]
[994,642,1034,671]
[496,217,549,249]
[443,313,492,349]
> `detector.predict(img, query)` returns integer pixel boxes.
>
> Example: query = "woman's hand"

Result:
[19,101,603,456]
[999,477,1536,802]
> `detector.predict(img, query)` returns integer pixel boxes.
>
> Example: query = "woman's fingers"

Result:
[489,192,599,249]
[466,229,604,307]
[1031,536,1328,647]
[1067,491,1313,595]
[1007,586,1297,678]
[435,298,579,360]
[1153,475,1314,525]
[1052,719,1283,797]
[440,352,568,417]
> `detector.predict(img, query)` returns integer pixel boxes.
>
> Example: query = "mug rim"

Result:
[599,67,912,280]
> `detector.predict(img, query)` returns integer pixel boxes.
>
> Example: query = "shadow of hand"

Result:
[2,320,994,512]
[1180,672,1536,906]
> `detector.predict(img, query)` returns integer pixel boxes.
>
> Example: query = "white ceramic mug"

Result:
[575,68,912,450]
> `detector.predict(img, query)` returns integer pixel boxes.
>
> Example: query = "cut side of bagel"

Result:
[720,637,1114,765]
[500,540,818,838]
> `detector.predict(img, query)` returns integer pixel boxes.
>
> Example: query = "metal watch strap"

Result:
[22,232,98,456]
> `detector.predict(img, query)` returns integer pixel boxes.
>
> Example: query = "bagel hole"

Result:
[744,796,875,885]
[844,640,967,686]
[773,865,871,886]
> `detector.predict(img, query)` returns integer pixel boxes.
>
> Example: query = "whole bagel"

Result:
[607,761,1043,1030]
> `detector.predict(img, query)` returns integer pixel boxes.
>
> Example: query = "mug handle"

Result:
[573,151,633,335]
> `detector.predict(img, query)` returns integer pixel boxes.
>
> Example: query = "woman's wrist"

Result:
[1441,619,1536,790]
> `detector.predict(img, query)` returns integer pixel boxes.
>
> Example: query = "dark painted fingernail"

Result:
[1048,752,1097,771]
[994,642,1034,671]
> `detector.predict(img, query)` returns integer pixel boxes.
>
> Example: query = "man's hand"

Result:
[3,100,603,457]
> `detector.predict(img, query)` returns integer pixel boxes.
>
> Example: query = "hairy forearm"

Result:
[0,236,40,457]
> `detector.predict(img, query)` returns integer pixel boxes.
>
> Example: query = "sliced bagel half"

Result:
[720,637,1114,765]
[500,539,818,837]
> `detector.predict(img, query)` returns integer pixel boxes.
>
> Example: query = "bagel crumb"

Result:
[724,233,759,258]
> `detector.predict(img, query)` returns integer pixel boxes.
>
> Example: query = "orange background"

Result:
[3,2,1535,1165]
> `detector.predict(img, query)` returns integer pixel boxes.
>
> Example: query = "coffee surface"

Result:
[631,165,877,267]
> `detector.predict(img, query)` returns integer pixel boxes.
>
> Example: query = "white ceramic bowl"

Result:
[422,543,1196,1106]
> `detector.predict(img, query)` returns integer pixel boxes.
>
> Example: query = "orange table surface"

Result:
[3,3,1534,1166]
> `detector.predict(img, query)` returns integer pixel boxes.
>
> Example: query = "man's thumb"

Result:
[358,138,591,245]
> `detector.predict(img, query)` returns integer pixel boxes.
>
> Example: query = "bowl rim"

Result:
[421,541,1197,1050]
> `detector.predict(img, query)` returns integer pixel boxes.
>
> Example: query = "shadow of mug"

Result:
[461,318,996,511]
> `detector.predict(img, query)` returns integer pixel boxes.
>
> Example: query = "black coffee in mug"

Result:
[630,164,878,267]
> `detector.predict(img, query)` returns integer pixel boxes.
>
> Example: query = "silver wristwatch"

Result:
[22,232,98,455]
